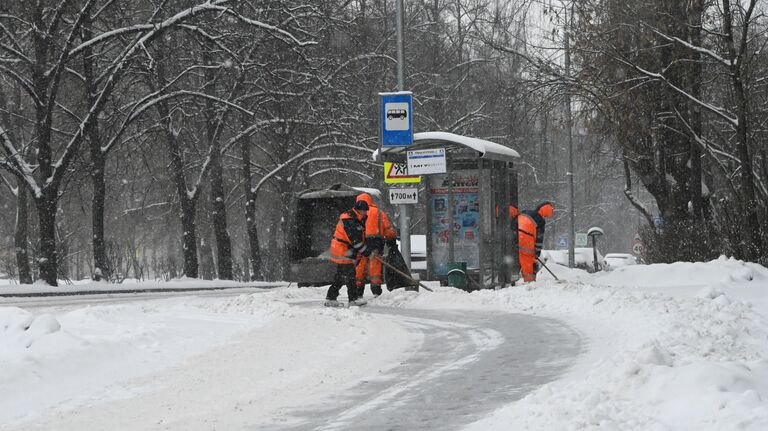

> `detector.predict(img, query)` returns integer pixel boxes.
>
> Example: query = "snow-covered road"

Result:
[2,292,580,430]
[279,306,581,430]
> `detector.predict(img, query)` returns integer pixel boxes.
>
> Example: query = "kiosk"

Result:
[287,184,380,286]
[382,132,520,288]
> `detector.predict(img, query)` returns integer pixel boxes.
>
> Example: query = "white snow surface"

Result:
[1,256,767,430]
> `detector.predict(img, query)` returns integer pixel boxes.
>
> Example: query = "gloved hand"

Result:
[360,246,373,258]
[386,237,398,248]
[368,237,384,253]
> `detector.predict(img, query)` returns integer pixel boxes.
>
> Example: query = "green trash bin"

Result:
[447,262,468,290]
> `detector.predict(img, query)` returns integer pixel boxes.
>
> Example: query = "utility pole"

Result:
[564,4,575,268]
[395,0,411,269]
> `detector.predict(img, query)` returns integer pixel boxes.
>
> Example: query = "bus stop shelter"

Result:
[383,131,521,289]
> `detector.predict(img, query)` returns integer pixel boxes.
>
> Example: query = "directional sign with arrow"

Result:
[389,187,418,204]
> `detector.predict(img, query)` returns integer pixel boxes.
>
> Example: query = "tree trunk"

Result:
[83,21,109,282]
[688,0,704,221]
[241,134,263,280]
[204,59,233,280]
[180,199,199,278]
[152,61,200,279]
[36,194,58,286]
[722,0,762,259]
[90,152,109,280]
[199,232,215,281]
[14,177,32,284]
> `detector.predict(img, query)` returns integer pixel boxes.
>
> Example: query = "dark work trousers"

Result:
[325,263,359,301]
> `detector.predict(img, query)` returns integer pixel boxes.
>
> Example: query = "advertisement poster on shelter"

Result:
[429,170,480,275]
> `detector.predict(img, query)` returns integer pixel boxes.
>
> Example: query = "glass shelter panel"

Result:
[429,170,480,275]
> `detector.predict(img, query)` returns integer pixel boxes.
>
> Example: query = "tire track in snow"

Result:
[275,307,581,431]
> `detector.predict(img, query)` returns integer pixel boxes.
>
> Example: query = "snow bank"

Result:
[0,307,71,359]
[592,255,768,288]
[0,294,279,426]
[459,259,768,431]
[0,286,416,429]
[0,278,284,295]
[371,257,768,430]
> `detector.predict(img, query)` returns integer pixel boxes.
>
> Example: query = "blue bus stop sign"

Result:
[380,92,413,147]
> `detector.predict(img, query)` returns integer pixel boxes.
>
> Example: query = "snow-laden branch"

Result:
[650,28,732,67]
[0,41,30,64]
[675,108,768,201]
[0,124,40,198]
[207,5,318,47]
[308,167,373,180]
[446,103,490,133]
[618,58,738,127]
[251,142,375,195]
[0,64,39,105]
[293,156,374,173]
[70,24,157,56]
[0,170,17,196]
[623,156,654,228]
[103,90,254,154]
[48,0,251,191]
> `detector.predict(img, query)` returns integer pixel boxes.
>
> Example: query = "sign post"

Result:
[379,91,414,269]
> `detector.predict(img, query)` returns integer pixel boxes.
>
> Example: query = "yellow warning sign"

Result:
[384,162,421,184]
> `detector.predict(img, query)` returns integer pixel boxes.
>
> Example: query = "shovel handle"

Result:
[374,256,434,292]
[536,256,559,281]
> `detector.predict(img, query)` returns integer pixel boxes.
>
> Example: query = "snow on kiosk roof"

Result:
[381,131,520,162]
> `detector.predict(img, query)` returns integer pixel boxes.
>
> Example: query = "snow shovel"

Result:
[536,256,560,281]
[374,256,434,292]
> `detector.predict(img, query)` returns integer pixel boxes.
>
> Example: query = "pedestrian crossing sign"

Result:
[384,162,421,184]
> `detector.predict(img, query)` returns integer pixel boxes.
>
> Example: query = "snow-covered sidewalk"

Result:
[2,256,767,430]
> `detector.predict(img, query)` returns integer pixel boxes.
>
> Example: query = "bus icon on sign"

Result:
[387,109,407,120]
[384,102,409,131]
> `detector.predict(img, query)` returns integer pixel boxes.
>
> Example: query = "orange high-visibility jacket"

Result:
[356,193,396,241]
[517,202,553,257]
[330,209,367,264]
[518,212,543,257]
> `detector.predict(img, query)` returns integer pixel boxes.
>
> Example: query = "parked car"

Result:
[603,253,638,271]
[396,234,426,280]
[541,247,604,272]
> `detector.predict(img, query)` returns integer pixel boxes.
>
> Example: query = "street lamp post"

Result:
[395,0,411,269]
[564,3,576,268]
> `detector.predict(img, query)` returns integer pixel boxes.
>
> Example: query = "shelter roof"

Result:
[379,131,520,162]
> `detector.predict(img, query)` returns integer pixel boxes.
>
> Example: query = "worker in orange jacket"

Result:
[354,193,397,297]
[325,200,371,307]
[515,202,554,282]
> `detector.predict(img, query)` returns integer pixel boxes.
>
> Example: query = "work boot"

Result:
[324,299,345,308]
[371,284,383,297]
[349,298,368,307]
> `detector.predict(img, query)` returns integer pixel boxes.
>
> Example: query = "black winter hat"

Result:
[354,200,369,211]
